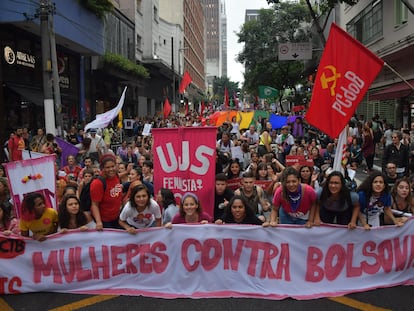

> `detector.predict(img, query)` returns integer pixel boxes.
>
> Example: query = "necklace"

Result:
[287,185,302,211]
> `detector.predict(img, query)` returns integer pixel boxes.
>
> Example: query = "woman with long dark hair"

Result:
[268,167,317,227]
[157,188,179,224]
[315,171,360,228]
[357,171,403,228]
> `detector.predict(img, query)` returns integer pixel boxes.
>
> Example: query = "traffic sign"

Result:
[278,42,312,61]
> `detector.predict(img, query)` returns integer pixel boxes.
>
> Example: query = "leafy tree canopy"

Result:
[212,76,240,101]
[237,2,311,97]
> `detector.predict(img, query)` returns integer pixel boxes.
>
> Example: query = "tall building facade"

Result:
[339,0,414,128]
[202,0,227,86]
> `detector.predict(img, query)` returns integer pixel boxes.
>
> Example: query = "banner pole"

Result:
[384,62,414,91]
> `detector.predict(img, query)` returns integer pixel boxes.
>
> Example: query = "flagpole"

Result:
[384,62,414,91]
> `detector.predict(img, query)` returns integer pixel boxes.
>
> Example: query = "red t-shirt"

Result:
[273,184,316,219]
[90,175,122,222]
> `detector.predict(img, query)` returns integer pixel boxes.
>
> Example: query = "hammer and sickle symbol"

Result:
[320,65,341,96]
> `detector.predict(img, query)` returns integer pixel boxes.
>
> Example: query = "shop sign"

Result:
[4,46,35,68]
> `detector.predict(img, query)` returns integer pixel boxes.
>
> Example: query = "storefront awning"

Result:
[369,79,414,101]
[8,85,44,106]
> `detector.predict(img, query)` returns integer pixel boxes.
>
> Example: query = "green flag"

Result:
[258,85,279,99]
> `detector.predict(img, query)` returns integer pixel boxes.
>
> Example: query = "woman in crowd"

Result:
[226,158,243,180]
[385,177,414,225]
[309,146,324,169]
[122,166,143,205]
[62,155,82,184]
[20,192,58,241]
[314,171,360,228]
[166,192,212,226]
[58,194,91,231]
[215,195,263,225]
[90,154,122,230]
[157,187,179,224]
[268,167,317,227]
[0,204,19,235]
[299,165,320,190]
[118,161,130,184]
[0,164,6,177]
[258,122,273,157]
[256,162,271,181]
[357,171,403,228]
[119,184,162,233]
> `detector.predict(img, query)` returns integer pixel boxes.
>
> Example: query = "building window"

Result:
[136,0,142,13]
[136,34,142,52]
[346,1,383,44]
[154,6,158,22]
[395,0,408,27]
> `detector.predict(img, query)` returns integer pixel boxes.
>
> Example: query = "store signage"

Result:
[4,46,36,68]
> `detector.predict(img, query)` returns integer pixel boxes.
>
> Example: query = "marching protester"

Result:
[382,130,409,178]
[165,192,212,227]
[156,187,179,224]
[268,167,317,227]
[20,192,58,241]
[357,171,404,229]
[215,195,263,225]
[314,171,360,229]
[119,184,162,233]
[385,177,414,225]
[58,194,91,231]
[90,154,122,230]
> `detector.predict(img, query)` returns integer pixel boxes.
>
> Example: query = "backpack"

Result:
[79,176,106,212]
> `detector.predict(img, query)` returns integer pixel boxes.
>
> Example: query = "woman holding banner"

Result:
[357,171,403,228]
[165,192,212,227]
[384,177,414,225]
[215,195,263,225]
[314,171,359,228]
[268,167,317,227]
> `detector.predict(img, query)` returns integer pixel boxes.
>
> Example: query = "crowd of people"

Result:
[1,111,414,241]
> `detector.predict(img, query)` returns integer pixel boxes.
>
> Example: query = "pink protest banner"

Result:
[152,127,217,217]
[4,155,57,217]
[1,222,413,298]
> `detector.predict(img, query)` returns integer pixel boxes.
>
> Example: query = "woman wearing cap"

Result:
[165,192,212,228]
[90,153,123,230]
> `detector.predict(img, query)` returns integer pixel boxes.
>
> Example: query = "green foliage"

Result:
[212,76,240,100]
[237,4,310,96]
[78,0,114,19]
[103,53,149,79]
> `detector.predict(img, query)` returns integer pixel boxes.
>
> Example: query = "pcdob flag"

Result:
[305,23,384,138]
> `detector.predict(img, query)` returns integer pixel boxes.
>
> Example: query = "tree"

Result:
[267,0,359,45]
[212,76,240,103]
[237,3,311,106]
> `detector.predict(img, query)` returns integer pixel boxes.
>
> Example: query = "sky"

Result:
[226,0,272,85]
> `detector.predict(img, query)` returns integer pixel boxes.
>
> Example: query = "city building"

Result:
[201,0,227,88]
[339,0,414,128]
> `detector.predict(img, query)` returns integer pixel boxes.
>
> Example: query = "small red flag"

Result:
[179,71,192,94]
[163,97,172,119]
[305,23,384,138]
[224,86,229,109]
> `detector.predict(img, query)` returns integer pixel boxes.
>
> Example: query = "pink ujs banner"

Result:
[152,127,217,217]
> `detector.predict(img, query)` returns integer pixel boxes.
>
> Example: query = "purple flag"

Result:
[55,136,79,167]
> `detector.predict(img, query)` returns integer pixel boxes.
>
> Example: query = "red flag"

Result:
[305,23,384,138]
[163,97,172,119]
[224,86,229,109]
[179,71,192,94]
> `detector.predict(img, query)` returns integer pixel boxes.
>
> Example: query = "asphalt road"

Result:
[1,285,413,311]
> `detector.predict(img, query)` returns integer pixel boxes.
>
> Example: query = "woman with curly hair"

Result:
[215,195,263,225]
[357,171,403,228]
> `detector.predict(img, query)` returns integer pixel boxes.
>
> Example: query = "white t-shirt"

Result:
[120,199,161,229]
